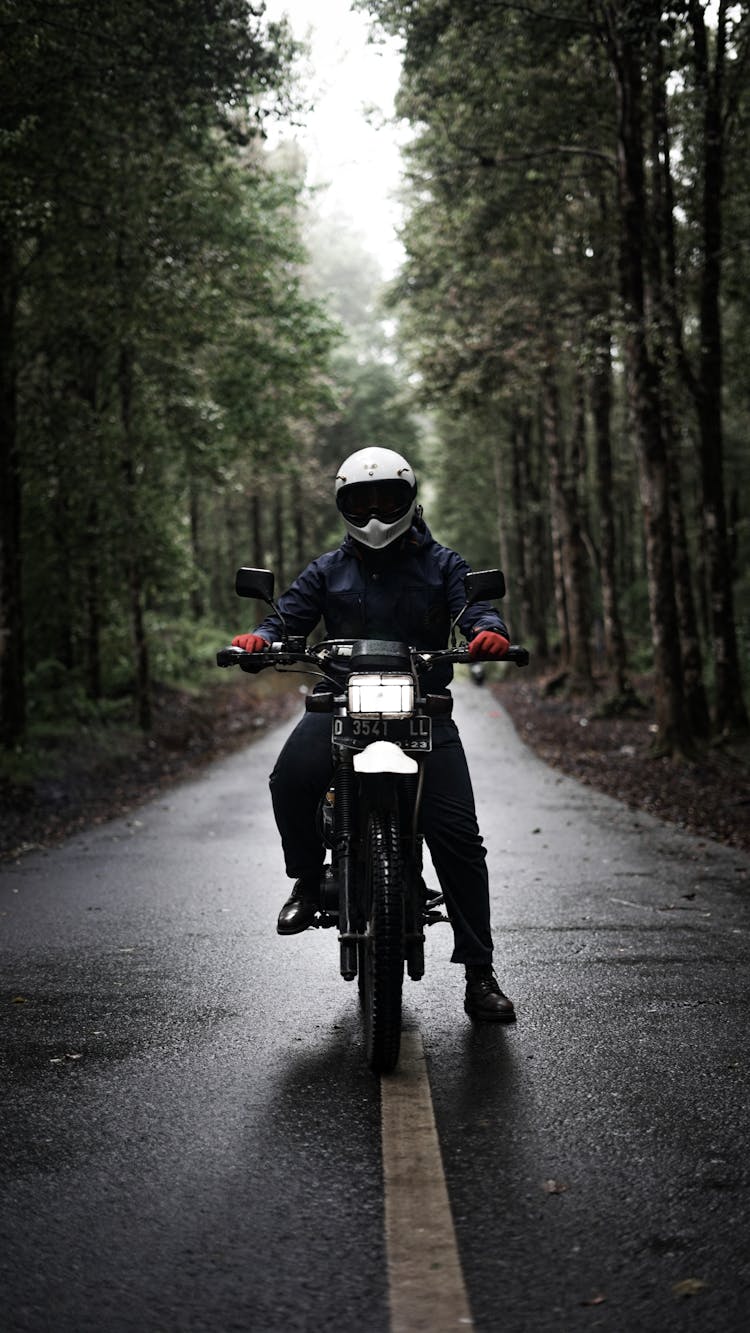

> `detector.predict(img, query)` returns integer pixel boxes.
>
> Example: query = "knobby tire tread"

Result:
[363,810,404,1074]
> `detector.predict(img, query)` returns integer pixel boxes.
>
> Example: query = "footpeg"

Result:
[424,909,450,927]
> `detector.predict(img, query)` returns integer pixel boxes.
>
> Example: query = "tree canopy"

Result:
[361,0,750,752]
[3,0,748,765]
[0,0,340,739]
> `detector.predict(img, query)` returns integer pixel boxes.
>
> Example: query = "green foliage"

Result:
[363,0,750,735]
[1,0,346,736]
[7,0,748,753]
[147,616,235,689]
[320,354,422,470]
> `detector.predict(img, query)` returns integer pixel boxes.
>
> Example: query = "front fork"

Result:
[334,753,358,979]
[334,754,426,982]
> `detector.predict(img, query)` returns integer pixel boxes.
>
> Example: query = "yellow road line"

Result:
[381,1029,474,1333]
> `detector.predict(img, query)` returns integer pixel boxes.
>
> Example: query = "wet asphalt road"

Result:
[1,681,749,1332]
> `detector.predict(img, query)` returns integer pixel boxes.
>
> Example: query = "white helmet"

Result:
[335,447,417,549]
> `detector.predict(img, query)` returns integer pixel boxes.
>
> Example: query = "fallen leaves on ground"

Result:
[1,676,299,861]
[542,1178,568,1195]
[672,1278,709,1298]
[498,675,750,854]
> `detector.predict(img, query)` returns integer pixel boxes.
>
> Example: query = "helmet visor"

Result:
[337,480,414,528]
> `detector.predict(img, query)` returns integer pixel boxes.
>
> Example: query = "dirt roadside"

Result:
[2,669,748,861]
[494,672,750,855]
[0,674,299,861]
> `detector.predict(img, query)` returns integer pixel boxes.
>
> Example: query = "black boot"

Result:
[277,876,320,935]
[464,965,516,1023]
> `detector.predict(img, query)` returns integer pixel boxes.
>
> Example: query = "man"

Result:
[233,447,515,1022]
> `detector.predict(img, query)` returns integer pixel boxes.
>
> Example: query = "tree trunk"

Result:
[86,499,102,701]
[590,325,628,693]
[250,491,264,570]
[0,228,25,746]
[542,362,592,688]
[78,348,102,699]
[491,437,513,628]
[648,41,710,738]
[568,369,595,668]
[666,442,711,738]
[507,412,534,644]
[188,469,204,620]
[550,522,569,667]
[52,423,75,672]
[274,488,285,591]
[118,342,151,731]
[291,472,305,572]
[528,411,550,660]
[687,0,747,733]
[605,21,692,754]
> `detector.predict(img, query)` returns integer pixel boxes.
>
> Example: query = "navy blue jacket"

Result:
[253,519,508,692]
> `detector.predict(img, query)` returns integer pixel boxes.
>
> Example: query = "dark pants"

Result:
[268,711,494,965]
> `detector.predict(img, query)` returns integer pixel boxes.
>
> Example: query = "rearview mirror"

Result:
[464,569,505,604]
[235,567,275,603]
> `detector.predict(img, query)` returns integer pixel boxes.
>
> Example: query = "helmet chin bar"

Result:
[343,504,416,550]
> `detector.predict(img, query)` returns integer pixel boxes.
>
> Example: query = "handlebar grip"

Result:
[216,646,243,667]
[456,645,529,665]
[216,645,272,673]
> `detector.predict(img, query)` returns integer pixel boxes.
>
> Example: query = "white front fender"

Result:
[353,740,418,776]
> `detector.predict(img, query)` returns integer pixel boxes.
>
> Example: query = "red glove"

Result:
[468,630,510,660]
[232,633,268,652]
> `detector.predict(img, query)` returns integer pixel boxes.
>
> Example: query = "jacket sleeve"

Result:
[443,550,509,642]
[251,559,326,643]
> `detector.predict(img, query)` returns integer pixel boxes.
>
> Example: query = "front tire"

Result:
[360,810,404,1074]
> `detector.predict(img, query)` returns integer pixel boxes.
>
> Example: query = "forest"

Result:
[362,0,750,757]
[1,0,748,780]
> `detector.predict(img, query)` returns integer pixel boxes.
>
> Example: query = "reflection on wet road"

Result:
[2,682,749,1331]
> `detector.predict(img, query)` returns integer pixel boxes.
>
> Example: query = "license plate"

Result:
[333,715,432,752]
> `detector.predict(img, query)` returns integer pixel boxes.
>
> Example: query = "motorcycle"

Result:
[217,566,529,1074]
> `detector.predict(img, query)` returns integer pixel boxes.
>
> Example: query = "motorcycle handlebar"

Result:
[216,643,530,670]
[438,645,530,668]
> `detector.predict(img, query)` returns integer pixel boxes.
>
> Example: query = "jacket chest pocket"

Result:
[324,589,364,638]
[402,582,449,644]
